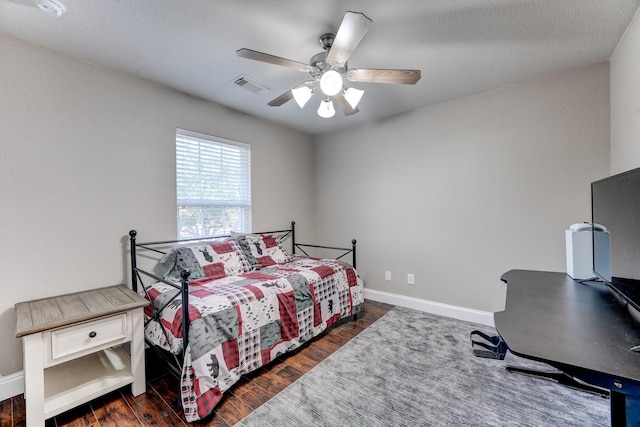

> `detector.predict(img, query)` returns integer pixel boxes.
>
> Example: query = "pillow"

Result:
[194,240,252,277]
[234,235,260,270]
[161,239,251,282]
[160,246,202,282]
[239,234,291,269]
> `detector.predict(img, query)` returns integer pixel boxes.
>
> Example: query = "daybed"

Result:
[129,221,364,421]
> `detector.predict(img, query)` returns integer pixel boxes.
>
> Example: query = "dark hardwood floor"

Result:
[1,300,393,426]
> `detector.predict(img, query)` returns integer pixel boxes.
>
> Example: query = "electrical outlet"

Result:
[408,273,415,285]
[385,271,391,281]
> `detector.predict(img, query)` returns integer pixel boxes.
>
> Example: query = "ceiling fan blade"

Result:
[326,11,372,66]
[268,90,294,107]
[236,48,311,72]
[334,92,359,116]
[268,81,316,107]
[347,68,421,85]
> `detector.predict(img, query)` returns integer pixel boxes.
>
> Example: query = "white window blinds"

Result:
[176,129,251,238]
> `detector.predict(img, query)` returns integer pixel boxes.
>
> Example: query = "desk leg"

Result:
[611,390,625,427]
[23,333,45,427]
[130,307,146,396]
[506,366,608,397]
[611,390,640,427]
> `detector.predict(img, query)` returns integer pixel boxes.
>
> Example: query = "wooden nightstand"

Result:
[15,285,149,427]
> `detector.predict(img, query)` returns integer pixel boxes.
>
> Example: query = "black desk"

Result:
[495,270,640,427]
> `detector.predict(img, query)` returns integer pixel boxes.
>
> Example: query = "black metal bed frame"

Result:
[128,220,357,377]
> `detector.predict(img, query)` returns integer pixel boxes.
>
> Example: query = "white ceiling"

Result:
[1,0,639,136]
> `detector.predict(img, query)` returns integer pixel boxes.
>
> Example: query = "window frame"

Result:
[175,128,251,239]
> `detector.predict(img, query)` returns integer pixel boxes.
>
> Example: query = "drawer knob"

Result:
[89,331,97,338]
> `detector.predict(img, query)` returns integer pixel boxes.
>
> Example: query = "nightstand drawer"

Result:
[49,313,128,361]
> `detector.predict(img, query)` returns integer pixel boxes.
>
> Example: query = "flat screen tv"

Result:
[592,166,640,320]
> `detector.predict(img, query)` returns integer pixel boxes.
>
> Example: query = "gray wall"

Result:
[314,63,611,312]
[611,7,640,173]
[0,34,315,375]
[0,30,621,378]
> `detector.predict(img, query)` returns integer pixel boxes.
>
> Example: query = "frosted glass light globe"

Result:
[344,88,365,109]
[317,98,336,118]
[291,86,313,108]
[320,70,342,97]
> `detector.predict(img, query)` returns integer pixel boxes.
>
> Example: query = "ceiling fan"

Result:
[236,11,421,118]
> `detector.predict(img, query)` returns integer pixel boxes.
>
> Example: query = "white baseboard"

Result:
[0,371,24,401]
[364,288,495,327]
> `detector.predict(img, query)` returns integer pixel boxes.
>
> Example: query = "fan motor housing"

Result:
[309,51,347,79]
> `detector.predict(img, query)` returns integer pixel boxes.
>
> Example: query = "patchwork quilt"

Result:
[143,255,364,421]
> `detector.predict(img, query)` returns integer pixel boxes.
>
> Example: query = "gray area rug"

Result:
[235,306,609,426]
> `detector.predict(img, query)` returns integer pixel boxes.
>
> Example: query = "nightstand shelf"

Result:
[16,285,149,427]
[43,346,132,418]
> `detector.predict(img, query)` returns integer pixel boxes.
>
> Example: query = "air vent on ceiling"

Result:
[231,75,272,95]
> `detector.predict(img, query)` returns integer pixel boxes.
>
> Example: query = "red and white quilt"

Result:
[143,255,364,421]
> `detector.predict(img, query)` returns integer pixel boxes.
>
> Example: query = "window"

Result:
[176,129,251,238]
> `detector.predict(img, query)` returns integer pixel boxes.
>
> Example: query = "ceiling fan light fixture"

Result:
[344,87,365,109]
[317,98,336,118]
[291,86,313,108]
[237,11,421,118]
[320,70,342,96]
